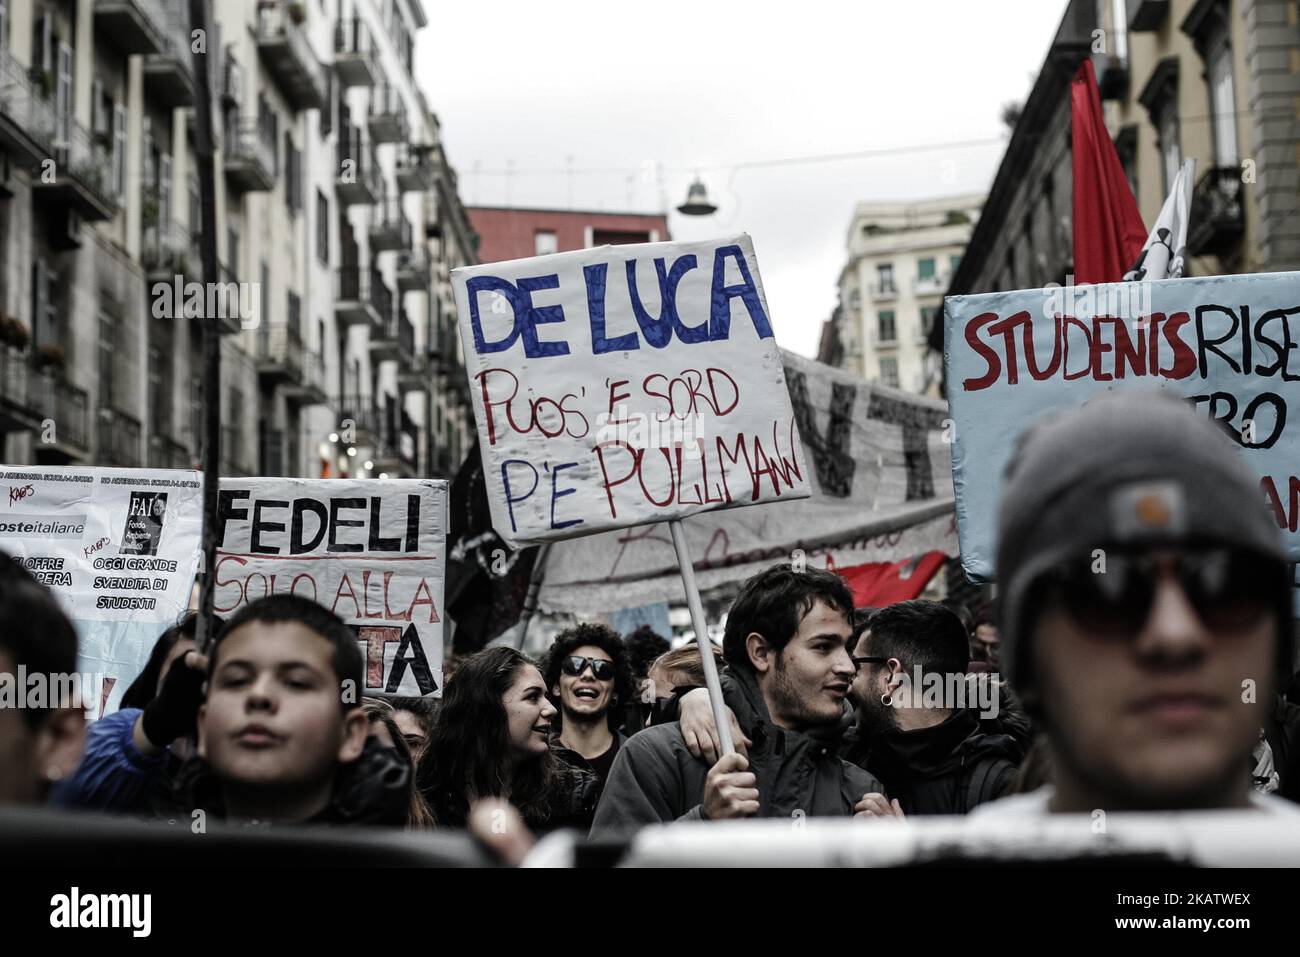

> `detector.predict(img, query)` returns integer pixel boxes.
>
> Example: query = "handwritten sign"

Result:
[0,466,202,718]
[451,234,811,547]
[215,479,447,697]
[945,271,1300,581]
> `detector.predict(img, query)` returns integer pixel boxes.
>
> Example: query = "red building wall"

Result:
[466,207,671,265]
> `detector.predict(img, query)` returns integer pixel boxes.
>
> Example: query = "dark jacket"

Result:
[1263,694,1300,803]
[842,708,1025,815]
[589,669,885,837]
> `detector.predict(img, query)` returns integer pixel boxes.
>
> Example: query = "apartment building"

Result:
[465,206,670,264]
[0,0,477,483]
[823,195,982,397]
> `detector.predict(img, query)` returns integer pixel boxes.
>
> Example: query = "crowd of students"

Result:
[2,391,1298,862]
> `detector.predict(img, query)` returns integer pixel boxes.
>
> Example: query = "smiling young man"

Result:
[542,623,635,786]
[590,564,886,835]
[974,392,1300,817]
[193,595,369,824]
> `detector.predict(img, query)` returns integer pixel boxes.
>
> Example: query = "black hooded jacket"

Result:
[842,708,1025,815]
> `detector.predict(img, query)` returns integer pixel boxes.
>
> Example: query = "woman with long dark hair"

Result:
[418,647,598,833]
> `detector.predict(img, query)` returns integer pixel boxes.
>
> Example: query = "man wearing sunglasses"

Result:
[975,391,1299,817]
[541,624,636,788]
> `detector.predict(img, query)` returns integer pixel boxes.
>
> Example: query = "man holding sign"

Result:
[589,564,888,835]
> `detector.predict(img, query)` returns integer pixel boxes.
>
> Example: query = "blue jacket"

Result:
[50,708,168,814]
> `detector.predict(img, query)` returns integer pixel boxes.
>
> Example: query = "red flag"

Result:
[836,551,947,609]
[1071,59,1146,284]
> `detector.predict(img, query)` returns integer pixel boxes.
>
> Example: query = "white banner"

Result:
[214,479,448,697]
[537,352,958,611]
[0,466,202,717]
[452,234,812,548]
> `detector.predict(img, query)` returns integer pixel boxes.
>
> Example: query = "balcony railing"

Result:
[396,249,431,292]
[0,347,38,431]
[368,84,408,143]
[370,196,412,252]
[148,433,190,470]
[28,372,89,456]
[394,143,436,192]
[97,406,143,467]
[142,0,195,107]
[34,116,118,221]
[334,17,379,88]
[869,282,898,301]
[0,53,58,166]
[335,266,390,329]
[335,127,381,206]
[94,0,168,56]
[1188,166,1244,258]
[335,393,383,439]
[142,220,193,279]
[914,274,946,296]
[257,323,304,385]
[255,1,327,110]
[284,344,328,407]
[223,118,275,193]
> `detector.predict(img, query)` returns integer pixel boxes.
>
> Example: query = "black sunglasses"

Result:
[1043,547,1278,637]
[561,655,615,680]
[851,656,888,669]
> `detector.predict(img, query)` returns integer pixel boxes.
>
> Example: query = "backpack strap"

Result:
[961,755,1015,813]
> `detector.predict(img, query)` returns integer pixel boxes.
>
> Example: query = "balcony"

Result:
[223,118,275,193]
[395,143,436,193]
[97,407,143,467]
[0,54,58,167]
[370,197,412,252]
[255,2,327,111]
[220,424,253,477]
[284,345,329,407]
[335,393,382,443]
[334,17,379,88]
[148,433,191,470]
[34,119,118,221]
[335,267,390,330]
[1128,0,1169,32]
[0,348,40,433]
[1097,55,1129,102]
[335,127,381,206]
[27,372,89,461]
[94,0,167,56]
[424,193,443,239]
[396,249,431,292]
[142,220,193,282]
[398,349,427,391]
[1187,166,1244,257]
[257,324,305,386]
[914,274,946,296]
[869,282,898,302]
[370,315,402,363]
[368,85,408,144]
[142,0,195,108]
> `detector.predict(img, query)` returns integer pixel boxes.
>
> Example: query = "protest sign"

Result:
[451,234,812,548]
[214,478,448,697]
[537,351,958,611]
[944,270,1300,582]
[0,466,202,717]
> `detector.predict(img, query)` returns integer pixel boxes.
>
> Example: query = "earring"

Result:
[45,766,65,782]
[881,693,892,707]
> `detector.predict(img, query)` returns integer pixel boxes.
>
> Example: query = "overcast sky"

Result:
[415,0,1070,358]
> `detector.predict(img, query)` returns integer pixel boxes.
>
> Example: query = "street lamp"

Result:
[676,177,717,216]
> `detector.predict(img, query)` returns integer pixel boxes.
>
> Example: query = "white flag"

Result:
[1123,158,1195,281]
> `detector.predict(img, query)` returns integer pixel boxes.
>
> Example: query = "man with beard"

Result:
[844,600,1025,815]
[541,624,636,787]
[590,564,886,835]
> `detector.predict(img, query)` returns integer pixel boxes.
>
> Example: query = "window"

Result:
[535,230,558,256]
[921,306,940,340]
[285,134,301,213]
[227,224,240,280]
[1205,24,1237,166]
[55,42,71,142]
[877,263,895,293]
[1157,100,1181,194]
[320,70,333,137]
[878,311,896,343]
[316,189,329,264]
[879,357,899,388]
[98,313,116,408]
[949,254,962,274]
[111,103,127,197]
[917,258,936,281]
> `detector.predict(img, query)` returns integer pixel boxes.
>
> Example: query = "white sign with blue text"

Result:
[452,234,811,547]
